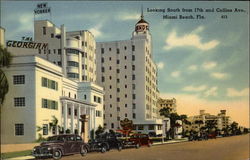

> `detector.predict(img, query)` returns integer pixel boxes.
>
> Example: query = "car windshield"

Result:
[47,136,64,141]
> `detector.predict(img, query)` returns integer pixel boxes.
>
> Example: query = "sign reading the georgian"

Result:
[6,40,48,50]
[34,2,51,14]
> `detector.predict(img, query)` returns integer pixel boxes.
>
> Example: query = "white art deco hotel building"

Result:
[1,20,104,144]
[96,13,164,135]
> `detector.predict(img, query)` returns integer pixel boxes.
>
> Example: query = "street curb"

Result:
[152,139,189,146]
[4,139,189,160]
[4,156,34,160]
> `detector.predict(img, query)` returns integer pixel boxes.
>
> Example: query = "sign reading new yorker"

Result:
[6,40,48,50]
[34,2,51,14]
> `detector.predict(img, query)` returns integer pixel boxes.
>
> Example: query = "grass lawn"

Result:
[1,150,32,159]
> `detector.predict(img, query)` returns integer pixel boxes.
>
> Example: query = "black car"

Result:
[95,132,123,152]
[87,139,110,153]
[32,134,88,160]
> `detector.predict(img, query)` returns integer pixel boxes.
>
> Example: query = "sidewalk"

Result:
[3,138,189,160]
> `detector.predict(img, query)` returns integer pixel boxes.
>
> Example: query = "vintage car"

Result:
[94,132,123,152]
[32,134,88,160]
[87,139,110,153]
[122,134,153,148]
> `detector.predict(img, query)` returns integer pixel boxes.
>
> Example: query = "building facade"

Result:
[96,13,163,134]
[1,20,104,144]
[157,98,177,114]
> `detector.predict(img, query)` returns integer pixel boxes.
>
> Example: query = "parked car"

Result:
[95,132,123,152]
[123,134,152,148]
[87,139,110,153]
[32,134,88,160]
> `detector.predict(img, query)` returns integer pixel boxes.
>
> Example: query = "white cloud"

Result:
[157,62,165,69]
[89,24,103,38]
[188,65,198,71]
[227,88,249,97]
[191,26,205,34]
[204,87,218,97]
[210,72,229,80]
[183,85,207,92]
[117,13,140,20]
[164,27,220,51]
[202,61,217,70]
[171,71,181,78]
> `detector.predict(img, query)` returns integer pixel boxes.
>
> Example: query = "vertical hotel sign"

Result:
[34,3,51,15]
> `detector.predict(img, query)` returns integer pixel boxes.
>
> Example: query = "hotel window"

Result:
[43,124,48,135]
[117,48,120,54]
[101,67,105,72]
[117,107,120,111]
[110,114,112,117]
[58,49,61,55]
[132,65,135,70]
[132,45,135,51]
[58,61,61,66]
[98,97,101,103]
[133,113,136,119]
[109,57,112,61]
[101,57,104,63]
[132,75,136,80]
[149,125,154,130]
[125,84,127,88]
[109,66,112,70]
[117,117,120,121]
[109,48,111,51]
[125,104,127,108]
[68,108,71,115]
[101,48,104,54]
[125,94,127,98]
[54,49,56,54]
[13,75,25,84]
[117,88,120,92]
[132,55,135,61]
[14,97,25,107]
[111,123,114,128]
[109,95,112,99]
[116,69,120,73]
[117,79,120,83]
[117,97,120,102]
[51,33,54,38]
[133,103,136,109]
[124,46,127,50]
[117,60,120,64]
[125,75,127,79]
[15,124,24,136]
[138,125,144,130]
[96,110,102,117]
[125,113,127,117]
[132,84,136,90]
[110,104,112,108]
[109,85,112,89]
[39,49,41,54]
[84,95,87,100]
[101,76,105,82]
[68,61,79,67]
[43,27,46,35]
[94,96,97,102]
[74,109,77,116]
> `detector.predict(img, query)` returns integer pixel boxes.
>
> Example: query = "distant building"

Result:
[183,110,232,133]
[157,98,177,114]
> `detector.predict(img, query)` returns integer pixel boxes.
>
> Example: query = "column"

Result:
[63,102,68,134]
[71,103,75,134]
[77,105,81,135]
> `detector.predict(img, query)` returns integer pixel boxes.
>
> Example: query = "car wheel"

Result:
[80,145,87,156]
[52,149,62,160]
[148,142,152,147]
[117,144,122,151]
[135,143,140,149]
[101,145,107,153]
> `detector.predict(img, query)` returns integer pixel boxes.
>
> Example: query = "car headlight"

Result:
[33,148,36,151]
[48,147,52,150]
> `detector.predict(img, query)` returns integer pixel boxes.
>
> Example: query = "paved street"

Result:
[55,134,249,160]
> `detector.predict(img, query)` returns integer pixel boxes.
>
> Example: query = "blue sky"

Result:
[1,1,249,127]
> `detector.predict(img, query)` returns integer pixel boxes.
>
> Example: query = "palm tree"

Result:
[0,45,12,107]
